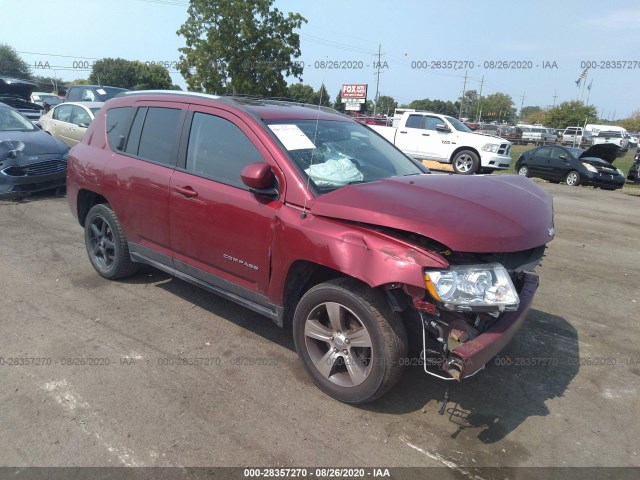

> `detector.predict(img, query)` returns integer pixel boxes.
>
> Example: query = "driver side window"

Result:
[424,116,442,131]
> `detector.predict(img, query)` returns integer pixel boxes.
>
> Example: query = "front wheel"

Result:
[517,165,529,177]
[293,278,407,404]
[84,204,138,280]
[565,170,580,186]
[452,150,480,175]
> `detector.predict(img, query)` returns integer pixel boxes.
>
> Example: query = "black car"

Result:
[64,85,129,103]
[0,77,45,123]
[515,143,625,190]
[0,103,69,199]
[627,149,640,183]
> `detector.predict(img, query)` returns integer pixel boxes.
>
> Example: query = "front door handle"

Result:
[174,186,198,198]
[422,133,430,136]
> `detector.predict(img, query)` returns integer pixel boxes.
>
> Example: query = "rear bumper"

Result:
[445,272,539,378]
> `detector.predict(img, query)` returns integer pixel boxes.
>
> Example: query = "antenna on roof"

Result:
[300,66,328,220]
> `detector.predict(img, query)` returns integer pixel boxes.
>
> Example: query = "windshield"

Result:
[266,119,427,194]
[598,131,621,137]
[0,107,36,131]
[97,87,127,101]
[446,116,472,132]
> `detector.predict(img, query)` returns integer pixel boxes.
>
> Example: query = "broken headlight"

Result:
[424,263,519,312]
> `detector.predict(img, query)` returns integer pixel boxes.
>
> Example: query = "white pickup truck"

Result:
[371,111,512,174]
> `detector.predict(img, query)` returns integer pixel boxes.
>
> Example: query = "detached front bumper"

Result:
[443,272,539,378]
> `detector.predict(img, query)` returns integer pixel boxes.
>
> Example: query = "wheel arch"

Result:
[77,189,109,227]
[449,145,481,164]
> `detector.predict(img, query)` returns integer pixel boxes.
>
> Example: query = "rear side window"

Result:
[53,105,74,122]
[125,107,182,167]
[185,112,264,188]
[405,114,422,129]
[106,107,133,151]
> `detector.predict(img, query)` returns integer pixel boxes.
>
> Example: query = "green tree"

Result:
[525,110,549,126]
[89,58,172,89]
[408,98,458,116]
[133,63,173,90]
[313,84,331,106]
[0,43,31,79]
[376,95,396,116]
[32,75,65,94]
[546,100,597,129]
[89,58,138,87]
[287,83,315,103]
[458,89,478,118]
[619,109,640,131]
[481,92,515,123]
[521,105,542,119]
[177,0,306,96]
[333,90,345,113]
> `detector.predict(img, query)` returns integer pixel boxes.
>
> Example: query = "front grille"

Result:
[498,143,510,155]
[2,159,66,177]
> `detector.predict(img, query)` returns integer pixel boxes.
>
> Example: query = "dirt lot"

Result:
[0,181,638,476]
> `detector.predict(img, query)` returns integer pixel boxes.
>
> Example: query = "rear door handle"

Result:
[399,131,408,134]
[174,186,198,198]
[422,133,430,136]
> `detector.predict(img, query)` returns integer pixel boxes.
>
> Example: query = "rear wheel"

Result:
[84,204,138,280]
[565,170,580,186]
[452,150,480,175]
[292,278,407,404]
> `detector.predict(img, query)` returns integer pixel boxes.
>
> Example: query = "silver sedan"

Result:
[39,101,104,147]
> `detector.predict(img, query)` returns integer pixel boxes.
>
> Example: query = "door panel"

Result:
[394,114,423,155]
[169,108,280,295]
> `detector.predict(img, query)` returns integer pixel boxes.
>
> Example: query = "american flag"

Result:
[579,69,588,79]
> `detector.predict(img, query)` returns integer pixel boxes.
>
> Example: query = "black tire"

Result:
[565,170,580,186]
[84,204,138,280]
[292,278,407,404]
[517,165,529,177]
[452,150,480,175]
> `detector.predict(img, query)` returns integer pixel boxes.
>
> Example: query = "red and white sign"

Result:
[341,84,367,99]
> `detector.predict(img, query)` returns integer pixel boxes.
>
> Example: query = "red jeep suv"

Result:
[67,91,554,404]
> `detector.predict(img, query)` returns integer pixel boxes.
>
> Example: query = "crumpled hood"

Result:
[0,131,68,161]
[310,174,554,253]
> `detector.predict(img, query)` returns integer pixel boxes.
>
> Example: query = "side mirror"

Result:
[436,124,450,132]
[241,162,279,198]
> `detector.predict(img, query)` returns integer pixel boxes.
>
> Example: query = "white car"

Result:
[39,101,103,147]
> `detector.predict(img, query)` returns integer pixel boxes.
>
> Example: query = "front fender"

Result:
[268,208,448,304]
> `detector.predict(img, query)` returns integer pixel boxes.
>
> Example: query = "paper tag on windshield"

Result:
[268,124,316,150]
[96,89,107,95]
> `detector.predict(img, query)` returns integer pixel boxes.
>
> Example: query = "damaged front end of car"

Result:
[402,245,546,380]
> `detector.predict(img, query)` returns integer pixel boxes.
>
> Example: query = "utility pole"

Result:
[552,90,557,107]
[458,70,468,119]
[519,92,525,121]
[373,44,382,117]
[475,75,484,123]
